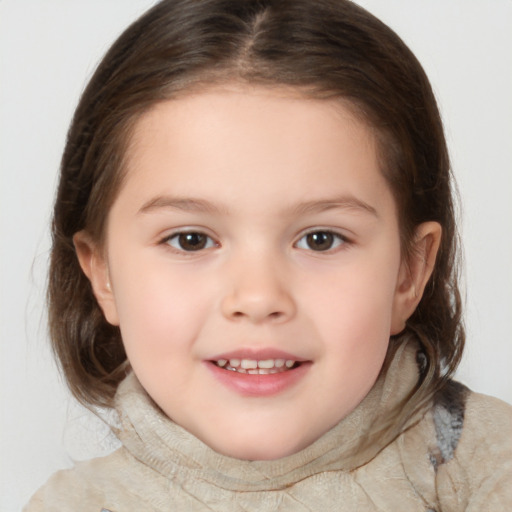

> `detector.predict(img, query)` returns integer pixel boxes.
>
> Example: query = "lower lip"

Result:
[206,362,311,397]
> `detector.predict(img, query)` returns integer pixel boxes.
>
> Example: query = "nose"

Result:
[220,252,296,324]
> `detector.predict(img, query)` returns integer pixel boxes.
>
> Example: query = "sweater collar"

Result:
[114,338,423,492]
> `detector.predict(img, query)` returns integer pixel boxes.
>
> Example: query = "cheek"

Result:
[300,250,400,381]
[306,268,396,405]
[303,253,399,334]
[109,255,213,361]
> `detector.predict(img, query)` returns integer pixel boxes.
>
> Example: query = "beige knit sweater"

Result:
[25,341,512,511]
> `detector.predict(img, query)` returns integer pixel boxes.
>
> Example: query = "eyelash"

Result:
[294,229,349,253]
[160,229,351,254]
[161,231,217,252]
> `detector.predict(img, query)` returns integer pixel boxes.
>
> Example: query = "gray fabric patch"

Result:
[431,380,468,468]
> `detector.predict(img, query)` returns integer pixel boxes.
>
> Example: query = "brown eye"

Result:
[306,231,333,251]
[296,230,346,252]
[166,232,215,251]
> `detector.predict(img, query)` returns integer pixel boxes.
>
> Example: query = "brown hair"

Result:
[49,0,464,413]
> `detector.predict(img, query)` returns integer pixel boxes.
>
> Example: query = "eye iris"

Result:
[179,233,207,251]
[306,231,334,251]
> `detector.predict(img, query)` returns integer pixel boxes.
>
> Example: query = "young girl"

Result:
[25,0,511,509]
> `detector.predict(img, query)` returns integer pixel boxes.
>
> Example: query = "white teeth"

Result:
[257,359,274,369]
[216,357,299,373]
[240,359,258,369]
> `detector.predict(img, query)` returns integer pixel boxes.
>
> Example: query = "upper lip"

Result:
[208,348,308,362]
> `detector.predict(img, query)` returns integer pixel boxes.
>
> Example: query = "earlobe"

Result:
[390,222,442,335]
[73,231,120,326]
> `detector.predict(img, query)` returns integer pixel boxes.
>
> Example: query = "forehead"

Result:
[115,85,392,218]
[126,83,373,155]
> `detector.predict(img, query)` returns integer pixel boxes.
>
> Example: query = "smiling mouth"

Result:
[212,358,301,375]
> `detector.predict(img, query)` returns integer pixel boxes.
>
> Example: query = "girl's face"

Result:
[79,85,437,460]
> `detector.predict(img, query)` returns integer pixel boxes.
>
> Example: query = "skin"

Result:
[75,85,441,460]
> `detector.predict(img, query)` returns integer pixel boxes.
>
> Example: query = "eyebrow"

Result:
[138,194,378,218]
[138,196,227,215]
[292,196,379,218]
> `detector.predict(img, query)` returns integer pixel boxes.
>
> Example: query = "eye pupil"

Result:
[179,233,207,251]
[306,231,334,251]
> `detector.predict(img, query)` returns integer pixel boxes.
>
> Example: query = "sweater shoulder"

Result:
[23,447,161,511]
[454,388,512,472]
[436,386,512,510]
[429,380,512,462]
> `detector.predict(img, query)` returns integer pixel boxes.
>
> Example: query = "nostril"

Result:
[230,310,283,320]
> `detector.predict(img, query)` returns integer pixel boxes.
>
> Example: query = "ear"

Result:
[390,221,442,335]
[73,230,120,326]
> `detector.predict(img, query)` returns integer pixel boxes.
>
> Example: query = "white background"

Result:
[1,1,511,509]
